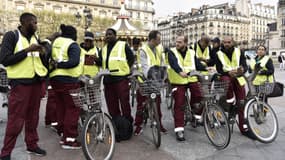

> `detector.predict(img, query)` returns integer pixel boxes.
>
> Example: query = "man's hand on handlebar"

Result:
[179,71,188,78]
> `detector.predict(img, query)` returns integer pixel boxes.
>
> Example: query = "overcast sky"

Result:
[152,0,279,17]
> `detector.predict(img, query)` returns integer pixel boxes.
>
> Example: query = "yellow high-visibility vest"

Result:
[82,47,100,77]
[250,55,274,85]
[50,37,84,78]
[217,48,246,86]
[168,48,198,84]
[102,41,130,76]
[6,30,48,79]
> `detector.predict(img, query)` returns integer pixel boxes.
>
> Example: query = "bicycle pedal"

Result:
[228,118,235,125]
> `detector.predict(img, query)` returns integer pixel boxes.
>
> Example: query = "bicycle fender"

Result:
[243,98,256,120]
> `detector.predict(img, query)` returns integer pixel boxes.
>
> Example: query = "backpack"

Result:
[112,115,133,142]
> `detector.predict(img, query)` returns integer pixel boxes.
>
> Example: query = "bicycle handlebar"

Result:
[79,69,119,85]
[187,71,222,82]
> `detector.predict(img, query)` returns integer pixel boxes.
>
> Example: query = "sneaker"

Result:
[26,147,47,156]
[61,141,81,150]
[50,123,58,132]
[175,131,185,141]
[134,126,143,136]
[0,155,11,160]
[59,137,64,145]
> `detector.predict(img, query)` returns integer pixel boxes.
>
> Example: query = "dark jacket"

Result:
[0,29,50,87]
[167,47,207,74]
[215,46,248,76]
[254,55,274,76]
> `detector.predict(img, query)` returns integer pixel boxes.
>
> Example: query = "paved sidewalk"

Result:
[0,69,285,160]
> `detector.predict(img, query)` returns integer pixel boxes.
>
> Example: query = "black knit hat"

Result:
[60,24,77,37]
[106,28,117,36]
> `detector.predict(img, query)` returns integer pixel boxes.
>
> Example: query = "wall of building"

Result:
[0,0,154,37]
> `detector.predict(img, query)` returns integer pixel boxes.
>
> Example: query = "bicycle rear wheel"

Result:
[149,101,161,148]
[203,104,231,150]
[82,113,115,160]
[245,99,278,143]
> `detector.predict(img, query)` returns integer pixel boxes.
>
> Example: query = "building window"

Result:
[209,22,213,27]
[129,11,133,17]
[144,2,147,10]
[282,18,285,26]
[128,0,132,8]
[282,41,285,48]
[113,0,118,6]
[282,30,285,37]
[99,10,107,17]
[112,11,119,18]
[53,6,62,13]
[100,0,105,4]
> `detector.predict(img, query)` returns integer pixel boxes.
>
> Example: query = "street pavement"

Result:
[1,69,285,160]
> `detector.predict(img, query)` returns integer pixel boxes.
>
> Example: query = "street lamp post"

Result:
[75,6,93,31]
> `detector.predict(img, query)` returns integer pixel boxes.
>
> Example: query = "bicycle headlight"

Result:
[89,79,94,85]
[150,93,156,99]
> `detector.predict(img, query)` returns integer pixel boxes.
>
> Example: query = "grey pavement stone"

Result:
[0,69,285,160]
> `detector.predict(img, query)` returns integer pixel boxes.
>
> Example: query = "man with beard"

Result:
[0,12,49,160]
[167,35,207,141]
[96,28,134,126]
[216,36,256,140]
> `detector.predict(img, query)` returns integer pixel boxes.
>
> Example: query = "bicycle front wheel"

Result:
[149,101,161,148]
[245,99,278,143]
[82,113,115,160]
[203,104,231,150]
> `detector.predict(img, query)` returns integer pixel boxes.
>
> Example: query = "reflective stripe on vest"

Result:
[168,48,198,84]
[250,55,273,85]
[6,30,48,79]
[82,47,99,77]
[102,41,130,76]
[217,48,246,86]
[50,37,84,78]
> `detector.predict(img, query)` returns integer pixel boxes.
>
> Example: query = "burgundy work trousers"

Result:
[134,90,163,127]
[220,75,247,132]
[50,81,80,139]
[0,83,42,157]
[45,88,57,126]
[172,82,202,129]
[104,79,133,121]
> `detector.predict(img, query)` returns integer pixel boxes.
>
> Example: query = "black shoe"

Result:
[176,131,185,141]
[242,131,257,140]
[0,155,11,160]
[26,147,47,156]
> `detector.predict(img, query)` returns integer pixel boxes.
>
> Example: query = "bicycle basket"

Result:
[200,81,229,97]
[256,82,274,95]
[138,80,164,96]
[70,83,101,108]
[0,71,8,87]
